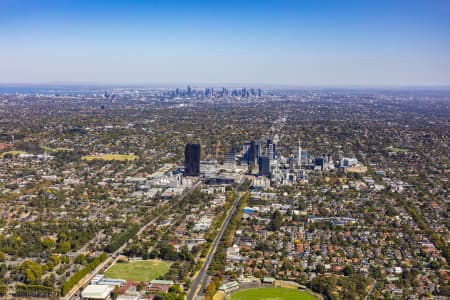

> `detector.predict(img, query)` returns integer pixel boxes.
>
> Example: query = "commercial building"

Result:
[81,285,115,300]
[242,141,258,165]
[314,157,324,170]
[184,143,200,176]
[300,149,309,166]
[340,157,358,167]
[258,155,271,177]
[224,148,236,169]
[266,139,275,160]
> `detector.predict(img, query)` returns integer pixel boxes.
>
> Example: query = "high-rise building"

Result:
[242,142,251,163]
[300,150,309,165]
[249,141,256,164]
[224,149,236,168]
[289,155,295,170]
[243,141,258,165]
[254,143,261,165]
[266,139,275,160]
[314,157,324,170]
[258,155,271,177]
[184,144,200,176]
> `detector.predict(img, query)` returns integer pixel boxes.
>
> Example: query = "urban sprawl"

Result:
[0,86,448,300]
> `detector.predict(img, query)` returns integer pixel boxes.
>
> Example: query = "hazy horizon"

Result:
[1,81,450,90]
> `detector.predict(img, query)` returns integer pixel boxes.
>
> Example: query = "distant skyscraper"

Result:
[184,144,200,176]
[259,155,271,176]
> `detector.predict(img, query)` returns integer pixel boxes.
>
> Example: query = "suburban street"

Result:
[187,193,241,300]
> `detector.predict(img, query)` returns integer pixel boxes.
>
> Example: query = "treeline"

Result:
[15,284,57,298]
[61,253,107,296]
[0,285,6,296]
[399,198,450,263]
[224,192,249,248]
[106,224,140,253]
[203,191,236,244]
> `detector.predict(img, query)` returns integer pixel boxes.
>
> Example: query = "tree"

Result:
[74,254,86,265]
[57,241,71,254]
[343,264,353,276]
[25,268,36,283]
[269,210,282,231]
[316,263,325,274]
[41,237,55,249]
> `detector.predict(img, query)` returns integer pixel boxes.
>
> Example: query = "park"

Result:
[104,259,172,282]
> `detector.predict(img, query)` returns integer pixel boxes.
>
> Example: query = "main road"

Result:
[62,181,201,300]
[187,193,241,300]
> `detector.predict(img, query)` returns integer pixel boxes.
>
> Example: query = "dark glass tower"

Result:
[258,155,271,177]
[184,144,200,176]
[248,141,256,164]
[243,140,258,165]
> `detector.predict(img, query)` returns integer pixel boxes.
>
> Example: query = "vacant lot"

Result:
[229,287,316,300]
[105,260,172,282]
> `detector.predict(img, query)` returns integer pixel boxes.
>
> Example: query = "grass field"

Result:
[0,150,27,158]
[229,287,316,300]
[104,260,172,282]
[81,153,138,161]
[391,147,408,153]
[41,146,74,153]
[386,146,408,154]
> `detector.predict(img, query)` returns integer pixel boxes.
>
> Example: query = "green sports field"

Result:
[104,260,172,282]
[229,287,316,300]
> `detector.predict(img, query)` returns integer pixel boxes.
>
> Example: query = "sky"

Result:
[0,0,450,87]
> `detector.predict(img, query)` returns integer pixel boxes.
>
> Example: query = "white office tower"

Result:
[266,140,275,162]
[340,157,358,167]
[297,140,302,168]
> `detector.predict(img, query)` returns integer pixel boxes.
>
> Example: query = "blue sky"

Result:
[1,0,449,86]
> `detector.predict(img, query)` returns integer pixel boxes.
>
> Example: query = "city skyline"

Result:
[1,0,450,86]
